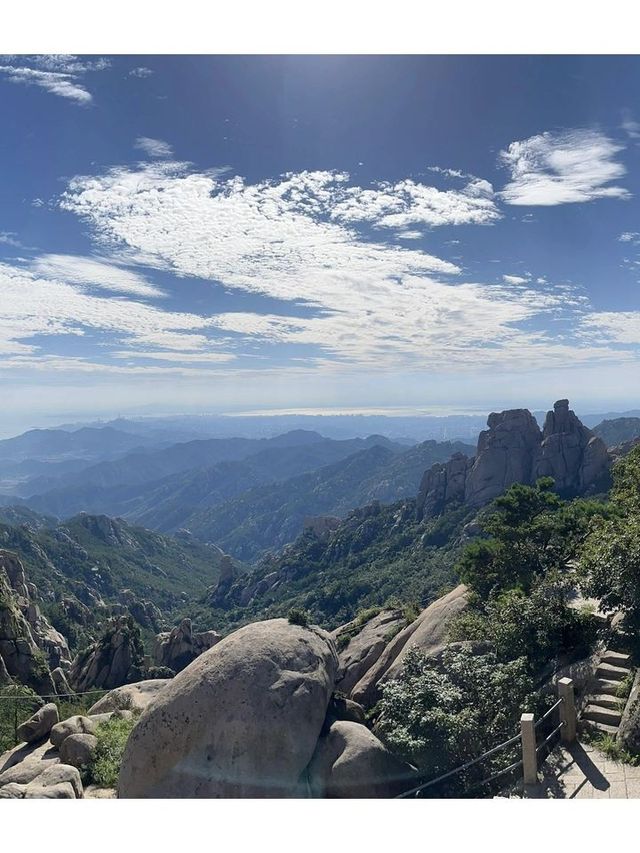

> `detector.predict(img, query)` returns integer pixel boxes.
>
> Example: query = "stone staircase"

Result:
[579,650,634,737]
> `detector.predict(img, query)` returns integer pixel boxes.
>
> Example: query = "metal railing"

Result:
[395,676,577,798]
[0,686,106,748]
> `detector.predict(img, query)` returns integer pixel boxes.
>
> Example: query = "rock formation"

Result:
[307,720,415,798]
[69,615,144,692]
[351,585,469,707]
[417,400,610,520]
[87,679,171,715]
[0,554,56,694]
[332,608,406,696]
[303,516,342,540]
[118,618,339,798]
[152,618,222,673]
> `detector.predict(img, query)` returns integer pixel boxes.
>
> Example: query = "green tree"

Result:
[579,445,640,619]
[376,646,539,794]
[458,479,608,598]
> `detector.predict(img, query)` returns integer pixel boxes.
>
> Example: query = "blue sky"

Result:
[1,54,640,431]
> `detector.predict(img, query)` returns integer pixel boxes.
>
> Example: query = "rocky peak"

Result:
[416,399,611,520]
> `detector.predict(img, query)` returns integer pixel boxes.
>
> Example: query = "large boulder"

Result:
[87,679,171,715]
[153,618,222,673]
[118,618,338,798]
[417,453,473,520]
[0,740,59,787]
[59,733,98,769]
[23,764,83,799]
[50,714,97,749]
[332,609,406,697]
[307,721,415,798]
[351,585,468,707]
[16,703,59,744]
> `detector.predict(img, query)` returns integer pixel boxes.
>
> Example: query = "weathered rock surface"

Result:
[351,585,468,707]
[332,609,405,696]
[416,400,610,520]
[0,740,59,786]
[69,615,143,691]
[118,618,339,798]
[153,618,222,673]
[0,553,56,694]
[303,515,341,540]
[87,679,170,715]
[16,702,59,744]
[59,733,98,769]
[50,714,97,749]
[307,720,415,798]
[23,764,83,799]
[51,666,72,695]
[416,452,472,520]
[618,669,640,754]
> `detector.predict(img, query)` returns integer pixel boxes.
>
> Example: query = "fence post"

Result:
[558,677,576,744]
[520,712,537,786]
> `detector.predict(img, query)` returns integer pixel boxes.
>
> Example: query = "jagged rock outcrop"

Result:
[532,399,609,492]
[0,556,56,694]
[69,615,144,692]
[118,618,339,798]
[416,453,472,520]
[351,585,469,707]
[307,720,415,798]
[117,589,163,632]
[153,618,222,673]
[416,400,610,520]
[303,516,341,540]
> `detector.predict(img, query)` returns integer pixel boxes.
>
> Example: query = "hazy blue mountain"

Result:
[184,439,474,561]
[23,433,404,521]
[592,417,640,448]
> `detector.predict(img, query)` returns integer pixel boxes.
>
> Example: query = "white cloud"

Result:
[30,254,164,298]
[500,129,629,206]
[619,231,640,243]
[129,67,153,78]
[0,232,23,248]
[330,176,499,229]
[0,261,233,363]
[134,136,173,159]
[0,64,91,104]
[583,312,640,345]
[55,161,615,372]
[503,274,529,285]
[396,230,423,240]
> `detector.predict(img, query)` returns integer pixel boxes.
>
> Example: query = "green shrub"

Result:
[0,684,42,753]
[287,608,310,627]
[89,715,138,788]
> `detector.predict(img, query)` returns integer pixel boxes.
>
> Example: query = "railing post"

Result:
[558,677,576,744]
[520,712,538,786]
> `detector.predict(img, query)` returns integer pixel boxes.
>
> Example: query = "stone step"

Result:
[594,679,623,696]
[582,704,622,727]
[600,650,632,667]
[589,694,623,710]
[579,719,619,736]
[596,663,630,681]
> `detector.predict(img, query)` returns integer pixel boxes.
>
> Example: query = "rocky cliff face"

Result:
[69,615,144,692]
[153,618,221,673]
[417,400,610,520]
[0,550,70,694]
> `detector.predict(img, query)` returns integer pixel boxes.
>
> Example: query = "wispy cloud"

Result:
[0,231,23,248]
[56,161,613,372]
[129,66,153,78]
[0,64,92,104]
[0,55,109,105]
[503,274,529,285]
[500,129,629,206]
[134,136,173,159]
[30,254,164,298]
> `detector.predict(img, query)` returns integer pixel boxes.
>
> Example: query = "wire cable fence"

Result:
[395,677,577,799]
[0,684,107,750]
